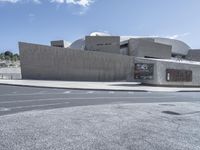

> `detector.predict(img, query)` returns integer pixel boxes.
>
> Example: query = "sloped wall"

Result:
[19,42,134,81]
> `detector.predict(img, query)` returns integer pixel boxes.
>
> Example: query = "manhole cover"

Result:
[162,111,181,115]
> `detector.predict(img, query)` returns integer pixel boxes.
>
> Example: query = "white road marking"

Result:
[109,91,115,94]
[64,91,71,94]
[8,102,70,110]
[128,92,134,94]
[0,92,92,96]
[0,107,11,111]
[0,96,176,104]
[87,91,94,94]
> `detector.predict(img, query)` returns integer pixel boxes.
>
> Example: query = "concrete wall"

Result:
[85,36,120,54]
[51,40,70,48]
[134,57,200,86]
[128,39,172,59]
[153,38,190,56]
[19,42,134,81]
[186,49,200,62]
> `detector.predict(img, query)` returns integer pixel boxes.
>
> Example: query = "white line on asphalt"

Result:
[87,91,94,94]
[64,91,71,94]
[0,107,11,111]
[8,102,70,110]
[0,96,176,104]
[109,91,115,94]
[128,92,134,94]
[0,92,92,96]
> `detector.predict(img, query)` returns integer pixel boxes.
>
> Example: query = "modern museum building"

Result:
[19,32,200,86]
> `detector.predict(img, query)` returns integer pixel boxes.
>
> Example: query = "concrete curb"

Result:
[0,83,148,92]
[1,80,200,92]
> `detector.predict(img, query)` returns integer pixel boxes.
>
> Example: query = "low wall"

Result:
[134,57,200,86]
[19,42,134,81]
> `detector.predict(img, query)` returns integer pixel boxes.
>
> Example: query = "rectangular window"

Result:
[166,69,192,82]
[134,63,154,80]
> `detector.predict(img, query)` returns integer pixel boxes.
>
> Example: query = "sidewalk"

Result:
[0,79,200,92]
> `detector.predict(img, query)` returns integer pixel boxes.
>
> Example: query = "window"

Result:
[134,63,154,80]
[166,69,192,82]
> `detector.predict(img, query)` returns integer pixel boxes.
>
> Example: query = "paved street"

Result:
[1,84,200,150]
[0,84,200,116]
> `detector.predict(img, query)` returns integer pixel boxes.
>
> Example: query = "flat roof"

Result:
[137,57,200,65]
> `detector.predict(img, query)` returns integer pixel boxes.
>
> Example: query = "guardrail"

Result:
[0,73,21,80]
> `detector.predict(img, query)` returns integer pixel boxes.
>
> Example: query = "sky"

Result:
[0,0,200,53]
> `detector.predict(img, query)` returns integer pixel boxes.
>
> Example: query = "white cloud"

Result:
[51,0,64,3]
[0,0,94,7]
[28,13,36,22]
[32,0,41,4]
[0,0,20,3]
[51,0,93,7]
[165,32,191,39]
[67,0,93,7]
[0,0,41,3]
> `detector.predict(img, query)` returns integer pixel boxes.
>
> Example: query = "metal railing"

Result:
[0,73,21,80]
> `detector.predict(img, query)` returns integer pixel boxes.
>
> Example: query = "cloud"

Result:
[52,0,94,15]
[0,0,41,3]
[0,0,20,3]
[67,0,93,7]
[52,0,93,7]
[28,13,36,22]
[0,0,94,7]
[165,32,191,39]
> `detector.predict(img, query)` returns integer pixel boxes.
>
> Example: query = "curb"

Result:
[0,83,148,92]
[177,90,200,92]
[1,82,200,92]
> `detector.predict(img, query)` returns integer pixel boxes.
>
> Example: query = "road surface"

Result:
[0,84,199,116]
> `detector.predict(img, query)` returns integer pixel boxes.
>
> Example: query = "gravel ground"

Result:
[0,102,200,150]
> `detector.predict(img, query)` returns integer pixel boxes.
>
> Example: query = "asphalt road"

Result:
[0,84,200,116]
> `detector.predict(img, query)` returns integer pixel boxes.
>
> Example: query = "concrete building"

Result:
[19,32,200,86]
[51,40,70,48]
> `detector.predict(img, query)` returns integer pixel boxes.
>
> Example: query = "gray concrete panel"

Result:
[85,36,120,54]
[128,39,172,59]
[186,49,200,62]
[154,38,190,55]
[19,42,134,81]
[51,40,70,48]
[134,57,200,86]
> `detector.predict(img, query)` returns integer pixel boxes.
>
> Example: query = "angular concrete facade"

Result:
[186,49,200,62]
[85,36,120,54]
[19,42,134,81]
[134,57,200,86]
[128,39,172,59]
[19,33,200,86]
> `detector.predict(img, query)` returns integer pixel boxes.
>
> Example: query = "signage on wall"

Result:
[134,63,154,80]
[166,69,192,82]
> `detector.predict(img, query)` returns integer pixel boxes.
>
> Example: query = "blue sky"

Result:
[0,0,200,53]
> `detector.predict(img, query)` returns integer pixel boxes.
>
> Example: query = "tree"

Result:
[0,53,4,60]
[4,51,13,58]
[0,51,20,61]
[13,54,20,61]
